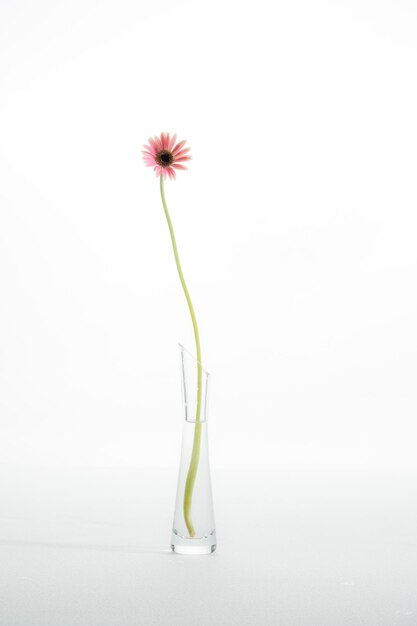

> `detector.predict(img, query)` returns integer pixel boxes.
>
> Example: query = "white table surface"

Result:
[1,466,416,625]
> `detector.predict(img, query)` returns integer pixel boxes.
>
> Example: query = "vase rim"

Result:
[178,343,210,377]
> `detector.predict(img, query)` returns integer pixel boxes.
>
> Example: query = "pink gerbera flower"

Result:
[142,132,192,179]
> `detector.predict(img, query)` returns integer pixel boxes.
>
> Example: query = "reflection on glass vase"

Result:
[171,345,216,555]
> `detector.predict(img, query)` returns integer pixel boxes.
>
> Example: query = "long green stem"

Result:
[159,175,202,538]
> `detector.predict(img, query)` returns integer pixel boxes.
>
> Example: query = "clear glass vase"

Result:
[171,345,216,555]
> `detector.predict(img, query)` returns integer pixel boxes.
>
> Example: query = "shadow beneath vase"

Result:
[0,538,171,555]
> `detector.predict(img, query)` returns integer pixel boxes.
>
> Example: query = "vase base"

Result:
[171,544,216,555]
[171,529,216,555]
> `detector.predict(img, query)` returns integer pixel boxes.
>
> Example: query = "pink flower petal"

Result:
[169,133,177,151]
[174,152,191,161]
[153,135,163,151]
[148,138,159,153]
[161,132,169,150]
[144,148,156,157]
[173,147,191,157]
[142,151,156,161]
[167,167,176,179]
[174,155,192,162]
[172,163,188,170]
[172,140,186,154]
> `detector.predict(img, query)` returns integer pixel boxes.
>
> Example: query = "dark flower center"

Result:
[156,150,173,166]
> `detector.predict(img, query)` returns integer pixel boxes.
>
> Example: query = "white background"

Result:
[1,0,416,471]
